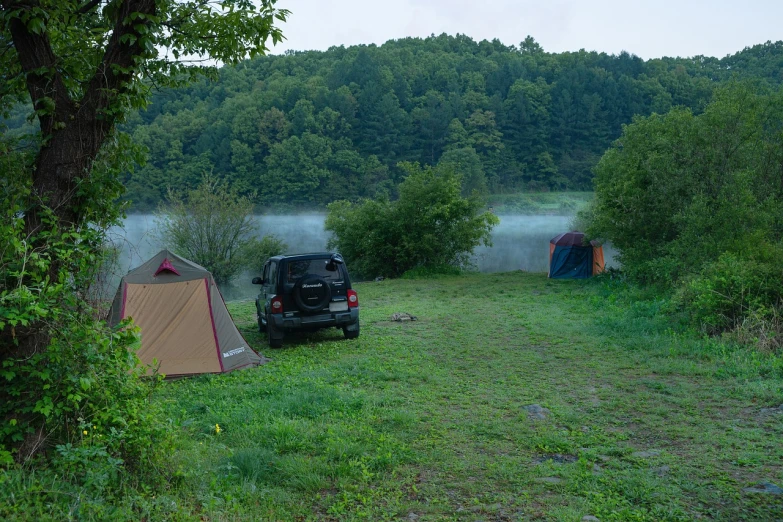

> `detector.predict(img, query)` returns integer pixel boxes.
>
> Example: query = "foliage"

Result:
[0,173,169,475]
[249,234,288,270]
[1,1,289,117]
[155,174,274,284]
[588,82,783,332]
[106,37,783,209]
[674,251,783,335]
[0,0,287,501]
[325,162,499,278]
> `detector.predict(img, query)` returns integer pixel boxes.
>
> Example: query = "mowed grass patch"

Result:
[155,272,783,520]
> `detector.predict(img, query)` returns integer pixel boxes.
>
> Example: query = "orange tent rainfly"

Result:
[108,250,267,377]
[548,232,605,279]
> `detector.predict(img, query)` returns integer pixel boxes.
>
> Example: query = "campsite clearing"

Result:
[157,272,782,521]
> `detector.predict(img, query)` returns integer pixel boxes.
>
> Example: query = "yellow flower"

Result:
[215,424,221,434]
[83,430,88,435]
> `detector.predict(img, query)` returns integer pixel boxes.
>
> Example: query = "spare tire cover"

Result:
[294,275,332,312]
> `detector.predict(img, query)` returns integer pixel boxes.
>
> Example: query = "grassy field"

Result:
[149,272,782,521]
[486,192,594,215]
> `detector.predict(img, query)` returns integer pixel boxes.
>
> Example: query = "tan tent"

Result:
[108,250,266,377]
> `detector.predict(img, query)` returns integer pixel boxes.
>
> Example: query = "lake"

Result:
[106,214,615,301]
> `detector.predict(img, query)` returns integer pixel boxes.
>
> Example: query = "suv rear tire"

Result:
[343,323,360,339]
[267,314,283,348]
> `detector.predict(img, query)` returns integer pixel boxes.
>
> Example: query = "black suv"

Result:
[252,253,359,348]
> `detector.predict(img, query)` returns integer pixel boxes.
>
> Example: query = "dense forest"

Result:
[5,35,783,209]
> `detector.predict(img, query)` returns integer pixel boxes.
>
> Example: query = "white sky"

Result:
[272,0,783,59]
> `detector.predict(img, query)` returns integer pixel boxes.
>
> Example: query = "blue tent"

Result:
[548,232,605,279]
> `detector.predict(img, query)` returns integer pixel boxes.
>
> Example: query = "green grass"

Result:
[147,273,783,520]
[5,272,781,520]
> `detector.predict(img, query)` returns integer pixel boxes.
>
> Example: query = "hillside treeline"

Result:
[93,36,783,207]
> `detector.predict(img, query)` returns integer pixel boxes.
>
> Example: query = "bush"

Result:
[1,169,171,502]
[401,264,463,279]
[674,252,783,334]
[155,174,263,284]
[589,83,783,284]
[248,234,288,270]
[588,82,783,334]
[325,162,499,279]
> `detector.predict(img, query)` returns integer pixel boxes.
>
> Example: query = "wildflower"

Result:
[83,430,88,435]
[215,424,221,434]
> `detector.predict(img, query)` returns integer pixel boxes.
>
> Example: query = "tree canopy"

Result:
[1,0,287,223]
[103,35,783,209]
[588,82,783,332]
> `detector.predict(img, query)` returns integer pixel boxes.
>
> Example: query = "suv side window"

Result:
[268,261,278,289]
[262,261,269,283]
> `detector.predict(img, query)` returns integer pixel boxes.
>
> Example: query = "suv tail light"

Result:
[270,295,283,313]
[347,289,358,308]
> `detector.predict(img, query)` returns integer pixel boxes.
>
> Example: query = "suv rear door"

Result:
[282,257,349,314]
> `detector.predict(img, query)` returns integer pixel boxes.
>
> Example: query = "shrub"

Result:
[1,171,171,496]
[155,174,263,284]
[674,252,783,334]
[325,162,499,279]
[588,82,783,334]
[401,264,463,279]
[249,234,288,270]
[589,83,783,285]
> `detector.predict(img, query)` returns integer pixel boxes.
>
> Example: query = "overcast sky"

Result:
[271,0,782,59]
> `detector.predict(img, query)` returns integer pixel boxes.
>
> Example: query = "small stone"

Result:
[535,477,562,484]
[407,513,419,520]
[524,404,550,420]
[391,312,418,322]
[534,453,576,464]
[592,463,603,474]
[652,465,670,476]
[582,516,600,521]
[598,455,611,462]
[743,481,783,495]
[759,404,783,416]
[632,449,661,458]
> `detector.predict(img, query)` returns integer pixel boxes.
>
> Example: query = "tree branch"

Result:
[2,1,74,136]
[76,0,102,15]
[81,0,156,126]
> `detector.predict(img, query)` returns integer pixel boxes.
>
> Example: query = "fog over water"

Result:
[108,213,615,301]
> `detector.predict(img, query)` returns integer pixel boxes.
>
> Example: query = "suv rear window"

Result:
[286,259,343,283]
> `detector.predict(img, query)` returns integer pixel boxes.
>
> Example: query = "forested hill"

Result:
[120,35,783,209]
